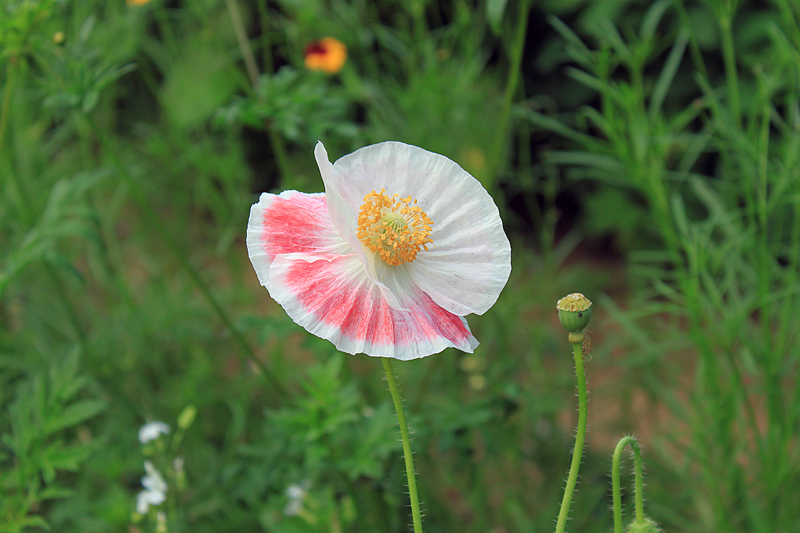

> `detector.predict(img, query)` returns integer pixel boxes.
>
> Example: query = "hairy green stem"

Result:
[383,358,423,533]
[86,118,286,396]
[612,436,645,533]
[555,340,588,533]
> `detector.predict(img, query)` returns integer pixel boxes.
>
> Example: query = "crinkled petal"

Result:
[268,252,478,360]
[407,200,510,316]
[314,140,510,316]
[247,187,403,309]
[246,190,351,289]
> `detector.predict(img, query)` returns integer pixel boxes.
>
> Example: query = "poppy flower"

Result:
[247,141,511,360]
[303,37,347,74]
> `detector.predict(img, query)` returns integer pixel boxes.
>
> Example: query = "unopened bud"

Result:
[556,293,592,337]
[178,405,196,430]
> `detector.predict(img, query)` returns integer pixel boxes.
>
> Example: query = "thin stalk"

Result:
[673,0,710,83]
[153,2,179,58]
[225,0,293,185]
[86,118,286,396]
[225,0,260,88]
[383,358,423,533]
[267,128,293,183]
[256,0,274,75]
[0,57,20,165]
[612,436,645,533]
[719,12,741,127]
[554,340,588,533]
[487,0,530,190]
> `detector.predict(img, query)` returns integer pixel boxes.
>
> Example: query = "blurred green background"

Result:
[2,0,799,531]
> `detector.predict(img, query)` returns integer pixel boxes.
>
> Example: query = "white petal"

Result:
[314,142,403,310]
[142,461,167,493]
[315,141,510,316]
[136,491,151,515]
[136,489,165,514]
[138,421,170,444]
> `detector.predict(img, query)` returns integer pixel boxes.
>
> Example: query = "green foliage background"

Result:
[1,0,799,531]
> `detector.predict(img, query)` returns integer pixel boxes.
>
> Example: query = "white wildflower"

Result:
[284,480,311,517]
[136,460,167,515]
[138,421,170,444]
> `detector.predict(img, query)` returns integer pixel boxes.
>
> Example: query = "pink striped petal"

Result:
[268,253,478,360]
[246,190,350,289]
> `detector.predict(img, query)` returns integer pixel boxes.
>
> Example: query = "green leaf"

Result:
[44,399,107,435]
[640,0,672,42]
[37,486,75,502]
[487,0,509,35]
[648,28,690,121]
[0,515,51,533]
[518,107,604,150]
[40,442,94,478]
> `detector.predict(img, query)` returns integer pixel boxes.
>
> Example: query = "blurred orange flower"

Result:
[304,37,347,75]
[127,0,153,5]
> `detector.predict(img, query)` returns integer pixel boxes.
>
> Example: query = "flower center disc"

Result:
[356,189,433,265]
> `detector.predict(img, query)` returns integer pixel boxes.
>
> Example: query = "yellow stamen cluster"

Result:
[356,189,433,266]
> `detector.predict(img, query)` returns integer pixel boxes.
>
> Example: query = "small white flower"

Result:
[136,461,167,514]
[285,483,307,500]
[138,421,171,444]
[284,498,303,517]
[142,461,167,492]
[284,480,311,516]
[136,488,166,515]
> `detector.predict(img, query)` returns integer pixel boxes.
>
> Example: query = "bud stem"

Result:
[554,339,588,533]
[612,436,645,533]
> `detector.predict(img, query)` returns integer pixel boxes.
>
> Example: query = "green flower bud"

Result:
[178,404,197,431]
[556,293,592,336]
[625,517,662,532]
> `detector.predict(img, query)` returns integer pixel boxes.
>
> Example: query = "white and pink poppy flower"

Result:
[246,141,511,361]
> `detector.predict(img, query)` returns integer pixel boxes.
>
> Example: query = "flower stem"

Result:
[554,340,588,533]
[612,436,645,533]
[382,358,423,533]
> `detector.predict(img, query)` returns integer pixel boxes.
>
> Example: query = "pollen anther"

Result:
[356,189,433,265]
